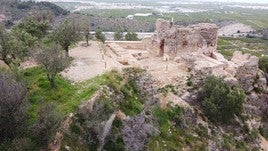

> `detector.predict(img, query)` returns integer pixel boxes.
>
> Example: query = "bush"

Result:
[113,29,123,41]
[0,73,28,143]
[95,28,106,42]
[31,103,62,148]
[259,56,268,73]
[125,32,139,41]
[199,76,245,123]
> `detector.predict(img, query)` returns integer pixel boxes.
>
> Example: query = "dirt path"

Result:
[61,41,122,82]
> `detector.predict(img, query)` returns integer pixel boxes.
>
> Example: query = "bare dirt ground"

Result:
[61,41,123,82]
[139,57,188,86]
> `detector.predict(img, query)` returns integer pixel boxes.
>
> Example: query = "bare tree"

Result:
[0,73,28,142]
[53,17,81,58]
[34,43,70,88]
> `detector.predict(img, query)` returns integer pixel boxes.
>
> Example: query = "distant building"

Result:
[126,15,134,20]
[134,13,153,17]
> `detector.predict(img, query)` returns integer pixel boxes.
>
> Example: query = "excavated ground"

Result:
[62,41,190,85]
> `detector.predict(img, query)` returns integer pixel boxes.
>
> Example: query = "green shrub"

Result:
[259,56,268,73]
[158,84,178,97]
[199,76,246,123]
[95,28,106,42]
[125,32,139,41]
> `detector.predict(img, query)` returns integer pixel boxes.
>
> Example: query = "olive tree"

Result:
[79,15,91,46]
[0,24,38,67]
[0,25,11,65]
[34,43,70,88]
[53,18,81,58]
[16,17,50,39]
[95,28,106,43]
[113,29,123,41]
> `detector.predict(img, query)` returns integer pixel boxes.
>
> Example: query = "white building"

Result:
[126,15,134,20]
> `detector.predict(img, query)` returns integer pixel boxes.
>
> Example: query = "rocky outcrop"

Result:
[230,51,260,92]
[190,51,266,92]
[77,90,102,116]
[122,113,159,151]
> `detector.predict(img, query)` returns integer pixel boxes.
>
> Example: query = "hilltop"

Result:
[0,0,69,28]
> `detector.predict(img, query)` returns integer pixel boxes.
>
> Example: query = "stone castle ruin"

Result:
[148,19,218,59]
[106,19,266,93]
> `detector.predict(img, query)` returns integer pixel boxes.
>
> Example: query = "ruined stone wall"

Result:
[105,41,144,50]
[148,19,218,59]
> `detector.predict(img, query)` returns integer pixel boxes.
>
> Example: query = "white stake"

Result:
[105,61,107,69]
[102,53,104,61]
[165,65,168,74]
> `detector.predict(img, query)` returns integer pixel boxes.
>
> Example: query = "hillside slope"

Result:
[0,0,69,28]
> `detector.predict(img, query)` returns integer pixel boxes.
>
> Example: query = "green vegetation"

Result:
[53,17,81,58]
[260,56,268,73]
[114,29,124,40]
[0,71,62,150]
[60,68,145,150]
[79,9,152,19]
[22,67,145,119]
[16,17,49,39]
[199,76,246,123]
[77,6,268,31]
[125,32,139,41]
[222,133,248,150]
[149,104,207,150]
[23,67,131,117]
[78,15,91,45]
[1,0,268,150]
[33,43,71,88]
[95,28,106,42]
[217,37,268,60]
[158,84,178,97]
[217,36,268,90]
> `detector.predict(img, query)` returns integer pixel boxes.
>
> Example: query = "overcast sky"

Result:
[206,0,268,3]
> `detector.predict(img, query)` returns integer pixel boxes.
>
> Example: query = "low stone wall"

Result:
[106,41,144,50]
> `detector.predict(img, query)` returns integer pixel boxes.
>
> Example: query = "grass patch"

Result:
[23,67,122,120]
[23,67,145,121]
